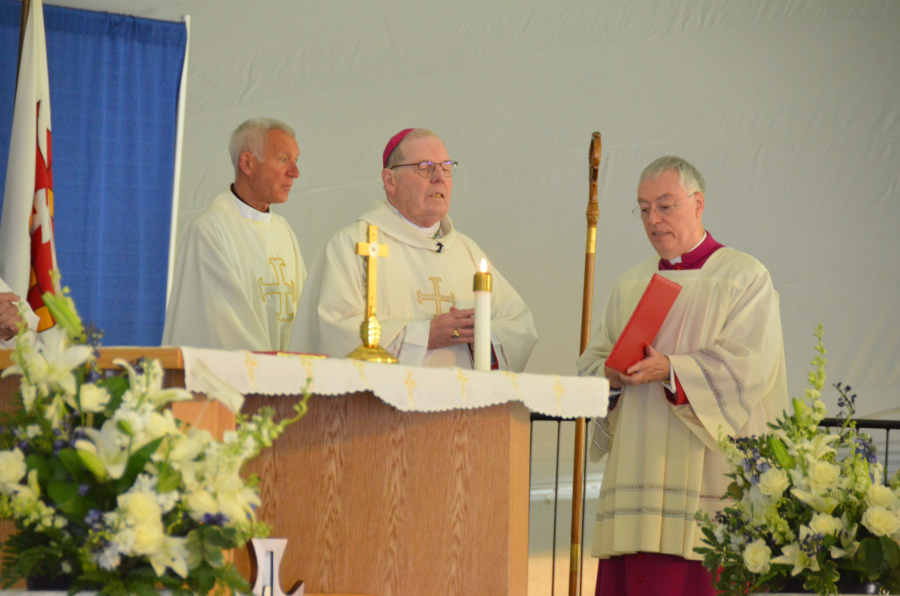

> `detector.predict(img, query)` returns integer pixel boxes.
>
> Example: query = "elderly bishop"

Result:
[163,118,306,351]
[578,156,788,596]
[291,128,537,370]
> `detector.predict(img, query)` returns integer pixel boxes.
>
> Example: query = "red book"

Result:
[604,274,682,374]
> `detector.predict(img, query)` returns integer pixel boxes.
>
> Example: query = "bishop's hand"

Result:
[0,292,24,341]
[611,345,671,387]
[428,306,475,350]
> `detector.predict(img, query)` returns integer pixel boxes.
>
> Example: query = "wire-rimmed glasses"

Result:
[632,192,697,221]
[390,160,458,178]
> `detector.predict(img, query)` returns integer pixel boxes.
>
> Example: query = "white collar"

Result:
[231,190,272,223]
[386,201,441,237]
[666,232,707,265]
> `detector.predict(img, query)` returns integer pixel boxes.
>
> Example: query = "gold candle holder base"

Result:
[346,344,398,364]
[347,316,398,364]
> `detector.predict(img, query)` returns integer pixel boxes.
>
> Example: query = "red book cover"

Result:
[604,274,682,374]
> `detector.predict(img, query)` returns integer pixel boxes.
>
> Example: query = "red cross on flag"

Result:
[0,0,60,333]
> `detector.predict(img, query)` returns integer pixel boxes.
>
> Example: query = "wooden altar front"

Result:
[0,348,529,596]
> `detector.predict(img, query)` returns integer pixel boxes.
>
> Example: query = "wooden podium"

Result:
[0,348,530,596]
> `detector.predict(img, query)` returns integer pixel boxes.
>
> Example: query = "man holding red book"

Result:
[578,156,789,596]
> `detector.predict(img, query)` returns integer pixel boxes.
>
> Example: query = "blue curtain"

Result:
[0,1,186,346]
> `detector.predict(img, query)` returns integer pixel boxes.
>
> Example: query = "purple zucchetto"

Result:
[382,128,415,168]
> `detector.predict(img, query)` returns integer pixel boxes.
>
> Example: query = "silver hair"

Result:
[385,128,440,169]
[639,155,706,195]
[229,118,296,174]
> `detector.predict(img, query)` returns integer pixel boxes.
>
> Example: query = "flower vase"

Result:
[25,576,73,591]
[750,582,884,595]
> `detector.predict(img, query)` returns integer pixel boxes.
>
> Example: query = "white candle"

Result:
[473,258,492,371]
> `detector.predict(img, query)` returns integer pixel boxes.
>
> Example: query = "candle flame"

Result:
[480,258,487,273]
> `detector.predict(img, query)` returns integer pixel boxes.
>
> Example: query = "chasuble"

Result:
[290,201,537,370]
[578,246,788,560]
[162,191,306,351]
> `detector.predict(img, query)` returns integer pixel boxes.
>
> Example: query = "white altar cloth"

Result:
[180,348,609,418]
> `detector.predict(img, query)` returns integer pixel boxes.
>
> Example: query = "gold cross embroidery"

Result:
[350,359,371,388]
[504,371,522,400]
[417,276,456,316]
[457,368,469,404]
[298,355,317,387]
[258,257,296,322]
[404,369,416,408]
[554,376,565,415]
[245,352,259,388]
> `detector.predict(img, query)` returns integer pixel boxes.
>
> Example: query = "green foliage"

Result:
[694,326,900,595]
[0,284,312,596]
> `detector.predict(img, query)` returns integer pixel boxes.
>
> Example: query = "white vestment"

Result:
[162,191,306,351]
[577,247,788,560]
[0,276,39,348]
[290,201,537,370]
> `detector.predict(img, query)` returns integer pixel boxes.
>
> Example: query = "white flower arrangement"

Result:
[0,284,309,595]
[696,325,900,595]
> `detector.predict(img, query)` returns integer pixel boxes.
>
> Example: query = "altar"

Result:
[0,347,608,596]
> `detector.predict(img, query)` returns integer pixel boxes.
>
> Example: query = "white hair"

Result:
[229,118,296,175]
[639,155,706,195]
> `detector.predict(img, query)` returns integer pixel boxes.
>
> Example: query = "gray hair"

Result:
[229,118,296,174]
[639,156,706,196]
[385,128,440,169]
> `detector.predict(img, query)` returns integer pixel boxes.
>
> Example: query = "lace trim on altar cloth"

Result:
[178,347,610,417]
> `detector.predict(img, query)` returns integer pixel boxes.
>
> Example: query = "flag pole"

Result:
[569,131,601,596]
[16,0,31,81]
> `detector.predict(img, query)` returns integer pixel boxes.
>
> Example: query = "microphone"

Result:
[435,242,444,253]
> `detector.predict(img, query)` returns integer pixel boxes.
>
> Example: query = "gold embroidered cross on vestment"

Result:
[417,276,456,316]
[258,257,296,322]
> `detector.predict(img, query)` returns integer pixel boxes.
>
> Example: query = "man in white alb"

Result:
[162,118,306,351]
[291,128,537,370]
[578,156,789,596]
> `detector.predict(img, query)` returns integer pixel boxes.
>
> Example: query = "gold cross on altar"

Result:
[346,225,397,363]
[258,257,296,322]
[417,276,456,316]
[357,226,389,319]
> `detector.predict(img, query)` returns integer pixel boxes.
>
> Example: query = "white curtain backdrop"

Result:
[52,0,899,417]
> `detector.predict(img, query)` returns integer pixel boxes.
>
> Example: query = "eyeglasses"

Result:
[632,193,697,221]
[390,160,458,178]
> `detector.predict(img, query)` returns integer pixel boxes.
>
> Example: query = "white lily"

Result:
[76,420,130,479]
[806,433,839,460]
[113,358,193,409]
[791,487,838,514]
[771,536,820,576]
[31,327,93,398]
[148,535,189,578]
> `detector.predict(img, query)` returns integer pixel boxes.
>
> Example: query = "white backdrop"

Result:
[39,1,900,593]
[51,0,898,421]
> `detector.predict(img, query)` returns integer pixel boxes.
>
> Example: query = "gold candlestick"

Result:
[346,224,398,363]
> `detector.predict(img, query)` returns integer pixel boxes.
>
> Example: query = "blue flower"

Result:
[84,509,104,529]
[201,512,229,526]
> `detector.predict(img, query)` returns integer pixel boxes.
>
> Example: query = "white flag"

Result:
[0,0,59,332]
